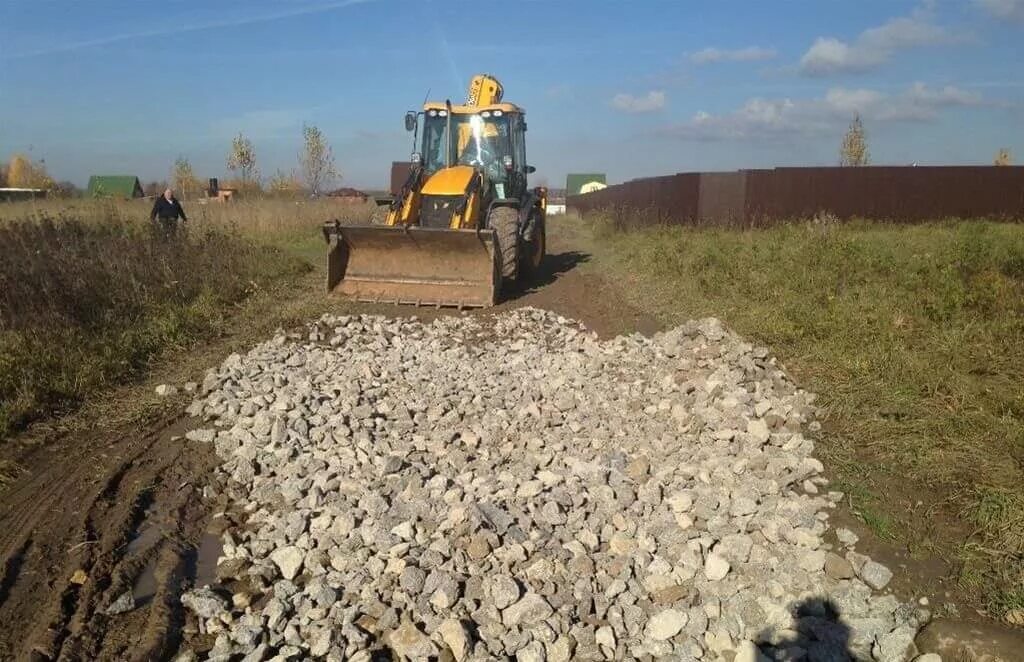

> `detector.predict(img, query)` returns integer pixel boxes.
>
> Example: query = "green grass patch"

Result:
[585,215,1024,615]
[0,215,311,439]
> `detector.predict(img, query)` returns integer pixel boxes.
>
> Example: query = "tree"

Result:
[171,156,201,198]
[267,169,304,196]
[52,181,80,198]
[6,153,54,189]
[144,180,169,197]
[299,124,338,196]
[227,133,258,190]
[840,114,870,167]
[994,148,1012,166]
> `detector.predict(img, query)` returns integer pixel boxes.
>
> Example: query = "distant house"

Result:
[566,173,607,196]
[87,175,144,199]
[326,187,370,204]
[0,187,48,203]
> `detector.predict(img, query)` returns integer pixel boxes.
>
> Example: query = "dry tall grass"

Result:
[0,205,327,440]
[0,197,376,243]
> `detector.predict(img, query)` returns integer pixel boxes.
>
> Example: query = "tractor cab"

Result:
[410,102,531,202]
[323,75,545,309]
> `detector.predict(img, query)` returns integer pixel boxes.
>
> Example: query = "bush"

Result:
[0,215,309,438]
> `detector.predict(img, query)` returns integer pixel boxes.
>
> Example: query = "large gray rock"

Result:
[388,620,438,660]
[269,546,304,581]
[503,593,554,627]
[181,587,228,619]
[438,618,470,661]
[487,574,521,610]
[646,609,688,641]
[859,560,894,590]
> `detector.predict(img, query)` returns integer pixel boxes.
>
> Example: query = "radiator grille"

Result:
[420,195,462,228]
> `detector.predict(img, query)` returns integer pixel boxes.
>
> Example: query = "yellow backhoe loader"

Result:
[322,74,547,308]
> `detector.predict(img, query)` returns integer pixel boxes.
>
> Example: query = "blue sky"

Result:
[1,0,1022,189]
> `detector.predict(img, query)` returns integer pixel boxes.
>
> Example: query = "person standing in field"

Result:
[150,188,187,239]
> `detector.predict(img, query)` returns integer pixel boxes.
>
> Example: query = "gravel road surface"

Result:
[176,308,928,661]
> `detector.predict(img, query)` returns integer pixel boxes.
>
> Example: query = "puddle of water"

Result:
[125,520,163,555]
[195,532,223,588]
[132,556,160,607]
[128,506,165,607]
[131,531,224,607]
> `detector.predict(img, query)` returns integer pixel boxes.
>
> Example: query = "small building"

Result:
[0,187,48,203]
[87,175,144,199]
[391,161,413,195]
[566,173,607,196]
[326,187,370,204]
[545,187,567,215]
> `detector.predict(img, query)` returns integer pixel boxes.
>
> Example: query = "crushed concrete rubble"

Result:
[178,308,928,660]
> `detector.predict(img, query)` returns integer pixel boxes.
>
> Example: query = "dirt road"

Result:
[0,224,660,660]
[1,221,1020,661]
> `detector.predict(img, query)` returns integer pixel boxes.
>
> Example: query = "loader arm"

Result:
[385,163,424,226]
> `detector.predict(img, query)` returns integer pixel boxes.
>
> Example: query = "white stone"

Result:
[646,609,688,640]
[704,553,731,581]
[269,546,304,580]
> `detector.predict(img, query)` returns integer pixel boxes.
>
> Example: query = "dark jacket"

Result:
[150,196,187,221]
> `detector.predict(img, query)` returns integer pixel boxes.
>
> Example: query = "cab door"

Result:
[510,114,529,199]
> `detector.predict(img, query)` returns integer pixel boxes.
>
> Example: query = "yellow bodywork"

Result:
[423,102,524,115]
[467,74,503,106]
[386,165,482,229]
[420,165,475,196]
[323,73,524,308]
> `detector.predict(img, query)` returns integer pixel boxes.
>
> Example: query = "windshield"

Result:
[421,113,511,182]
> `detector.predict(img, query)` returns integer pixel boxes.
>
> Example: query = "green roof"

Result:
[87,175,144,198]
[566,173,607,196]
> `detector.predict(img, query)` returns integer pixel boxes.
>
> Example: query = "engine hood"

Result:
[421,165,476,197]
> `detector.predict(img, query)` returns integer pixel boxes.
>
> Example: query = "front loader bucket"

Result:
[322,223,498,308]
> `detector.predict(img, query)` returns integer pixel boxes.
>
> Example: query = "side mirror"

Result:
[404,112,417,132]
[526,165,536,174]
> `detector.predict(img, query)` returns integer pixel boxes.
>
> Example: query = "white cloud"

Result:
[976,0,1024,21]
[690,46,778,64]
[800,4,963,75]
[662,83,984,141]
[611,90,666,113]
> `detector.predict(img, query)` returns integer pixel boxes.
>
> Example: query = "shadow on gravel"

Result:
[757,597,855,661]
[506,250,591,300]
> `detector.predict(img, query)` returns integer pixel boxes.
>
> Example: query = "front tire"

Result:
[488,206,519,285]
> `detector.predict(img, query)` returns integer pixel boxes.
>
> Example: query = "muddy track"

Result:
[0,409,219,661]
[0,223,659,660]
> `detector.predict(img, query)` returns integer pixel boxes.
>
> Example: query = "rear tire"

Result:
[520,216,546,280]
[488,206,519,285]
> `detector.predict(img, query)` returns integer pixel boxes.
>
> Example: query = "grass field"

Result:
[584,213,1024,616]
[0,198,375,442]
[4,196,1022,616]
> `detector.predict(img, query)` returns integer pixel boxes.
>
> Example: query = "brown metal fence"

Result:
[568,166,1024,228]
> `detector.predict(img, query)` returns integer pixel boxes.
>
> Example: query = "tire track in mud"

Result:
[0,413,220,661]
